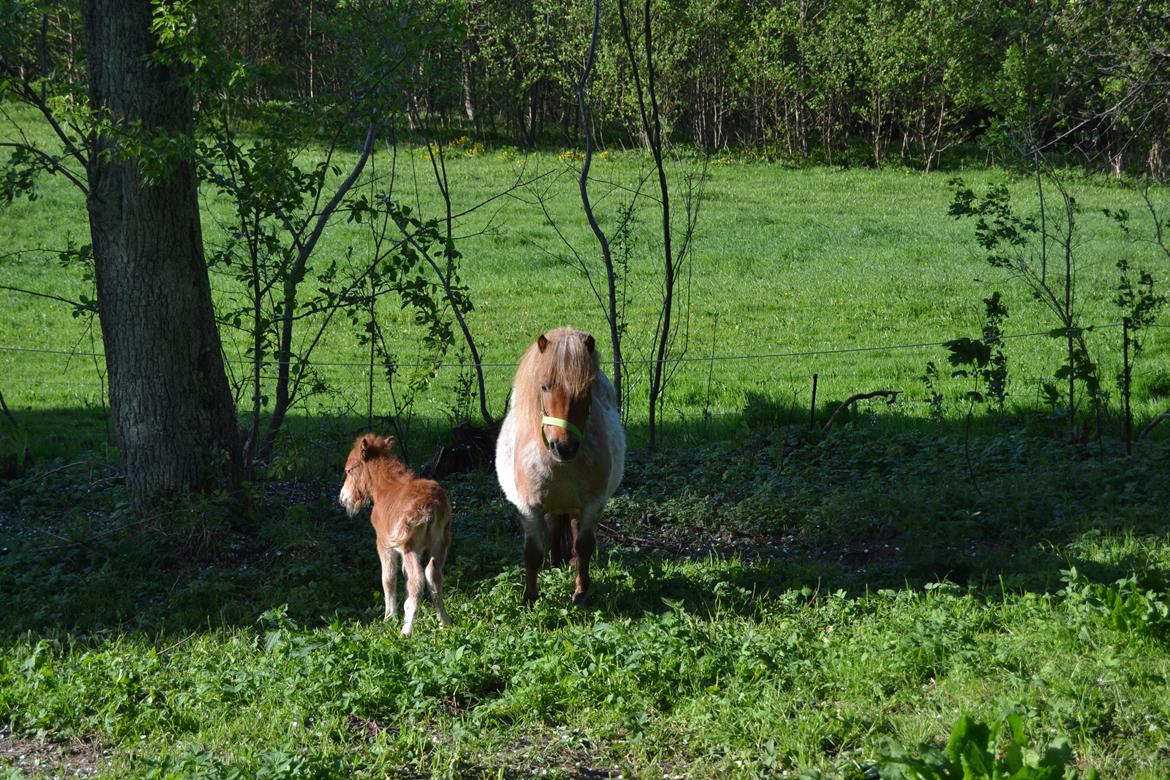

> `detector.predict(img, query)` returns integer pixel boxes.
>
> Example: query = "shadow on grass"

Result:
[1,398,1169,638]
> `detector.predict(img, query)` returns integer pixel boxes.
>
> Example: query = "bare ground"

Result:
[0,728,108,778]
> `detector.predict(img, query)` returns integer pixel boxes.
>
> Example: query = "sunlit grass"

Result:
[3,103,1169,463]
[2,421,1169,776]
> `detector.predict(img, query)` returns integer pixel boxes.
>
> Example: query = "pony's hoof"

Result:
[522,590,538,607]
[571,588,590,606]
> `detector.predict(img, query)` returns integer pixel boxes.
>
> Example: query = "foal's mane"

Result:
[512,327,599,428]
[354,434,413,486]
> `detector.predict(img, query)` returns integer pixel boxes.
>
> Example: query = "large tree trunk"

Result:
[81,0,242,508]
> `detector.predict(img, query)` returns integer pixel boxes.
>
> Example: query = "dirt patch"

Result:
[831,539,901,570]
[0,728,109,778]
[599,519,896,567]
[597,520,800,562]
[347,717,627,779]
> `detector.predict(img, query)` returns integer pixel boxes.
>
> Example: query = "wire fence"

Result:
[4,320,1167,369]
[3,321,1168,434]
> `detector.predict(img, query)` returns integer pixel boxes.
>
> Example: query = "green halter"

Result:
[540,395,590,449]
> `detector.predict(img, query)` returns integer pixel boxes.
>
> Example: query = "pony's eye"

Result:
[541,383,550,393]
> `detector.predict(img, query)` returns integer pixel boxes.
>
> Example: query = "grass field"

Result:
[2,106,1170,778]
[4,104,1170,460]
[2,427,1168,778]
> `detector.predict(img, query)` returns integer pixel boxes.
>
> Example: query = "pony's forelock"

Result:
[512,328,599,424]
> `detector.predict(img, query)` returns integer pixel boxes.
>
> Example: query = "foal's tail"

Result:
[436,493,452,551]
[428,482,453,554]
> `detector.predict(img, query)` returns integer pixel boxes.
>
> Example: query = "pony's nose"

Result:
[549,437,580,461]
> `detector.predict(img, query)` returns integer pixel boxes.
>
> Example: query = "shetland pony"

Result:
[339,433,452,635]
[495,327,626,604]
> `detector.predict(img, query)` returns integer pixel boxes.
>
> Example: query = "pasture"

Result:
[4,107,1170,458]
[2,113,1170,777]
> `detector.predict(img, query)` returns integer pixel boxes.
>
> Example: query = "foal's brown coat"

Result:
[339,433,452,635]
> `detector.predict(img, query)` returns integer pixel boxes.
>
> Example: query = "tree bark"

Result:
[81,0,242,508]
[576,0,624,413]
[618,0,675,450]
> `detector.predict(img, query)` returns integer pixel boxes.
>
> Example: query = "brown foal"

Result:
[339,433,452,635]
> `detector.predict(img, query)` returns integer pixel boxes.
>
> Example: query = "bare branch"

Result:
[821,391,901,436]
[0,283,91,311]
[1140,411,1170,438]
[0,140,88,193]
[574,0,626,405]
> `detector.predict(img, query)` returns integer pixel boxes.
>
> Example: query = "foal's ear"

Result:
[581,332,595,352]
[537,333,549,353]
[382,435,396,452]
[360,433,377,459]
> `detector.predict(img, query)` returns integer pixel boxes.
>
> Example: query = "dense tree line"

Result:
[214,0,1170,174]
[7,0,1168,172]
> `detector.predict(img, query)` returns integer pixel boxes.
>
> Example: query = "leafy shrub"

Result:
[141,746,343,779]
[1060,567,1170,638]
[879,711,1097,780]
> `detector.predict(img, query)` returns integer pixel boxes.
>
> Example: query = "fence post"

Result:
[809,373,818,431]
[1123,318,1132,456]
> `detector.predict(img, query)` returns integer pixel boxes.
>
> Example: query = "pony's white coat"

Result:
[496,375,625,533]
[495,327,625,602]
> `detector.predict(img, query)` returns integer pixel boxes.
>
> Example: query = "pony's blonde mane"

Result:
[512,327,600,428]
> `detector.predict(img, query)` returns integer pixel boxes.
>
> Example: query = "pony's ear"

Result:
[581,332,595,352]
[382,436,396,451]
[537,333,549,353]
[360,433,377,460]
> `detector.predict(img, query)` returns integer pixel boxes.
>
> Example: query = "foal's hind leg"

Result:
[377,541,398,621]
[401,550,426,636]
[425,546,451,627]
[571,517,596,606]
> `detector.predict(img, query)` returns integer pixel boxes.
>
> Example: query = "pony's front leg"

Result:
[520,512,548,606]
[571,514,597,605]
